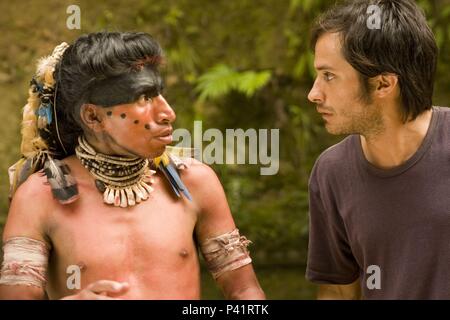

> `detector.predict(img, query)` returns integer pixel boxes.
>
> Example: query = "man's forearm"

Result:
[0,285,47,300]
[225,286,266,300]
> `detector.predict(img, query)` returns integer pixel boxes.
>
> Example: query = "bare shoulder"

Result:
[178,158,221,190]
[12,171,54,206]
[3,171,54,241]
[178,158,227,207]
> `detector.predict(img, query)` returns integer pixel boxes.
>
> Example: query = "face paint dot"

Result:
[144,124,150,130]
[106,111,112,116]
[134,120,139,124]
[120,113,126,119]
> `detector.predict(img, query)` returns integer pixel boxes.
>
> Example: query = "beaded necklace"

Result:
[75,136,155,207]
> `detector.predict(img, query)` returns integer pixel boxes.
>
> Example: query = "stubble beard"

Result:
[326,94,385,139]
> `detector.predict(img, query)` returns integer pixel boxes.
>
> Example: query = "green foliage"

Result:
[195,64,272,101]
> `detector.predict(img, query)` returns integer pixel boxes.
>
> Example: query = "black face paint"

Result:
[106,111,113,116]
[120,113,127,119]
[86,67,163,107]
[144,124,150,130]
[134,120,139,124]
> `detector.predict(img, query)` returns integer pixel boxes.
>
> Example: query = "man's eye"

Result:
[323,72,335,81]
[137,94,153,105]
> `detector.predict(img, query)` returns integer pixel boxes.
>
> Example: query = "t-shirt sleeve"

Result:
[306,160,360,284]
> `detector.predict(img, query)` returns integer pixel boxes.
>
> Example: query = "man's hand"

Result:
[61,280,130,300]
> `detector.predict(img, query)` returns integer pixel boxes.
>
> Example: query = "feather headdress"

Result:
[8,42,79,204]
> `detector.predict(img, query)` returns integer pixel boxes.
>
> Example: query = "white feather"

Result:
[35,55,55,80]
[47,158,65,186]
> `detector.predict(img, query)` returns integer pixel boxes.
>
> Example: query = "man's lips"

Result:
[316,107,334,117]
[154,128,173,144]
[155,135,173,144]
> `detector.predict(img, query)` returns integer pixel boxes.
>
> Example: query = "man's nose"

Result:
[307,79,324,104]
[154,95,176,124]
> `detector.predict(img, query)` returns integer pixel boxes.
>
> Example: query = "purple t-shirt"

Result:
[306,107,450,299]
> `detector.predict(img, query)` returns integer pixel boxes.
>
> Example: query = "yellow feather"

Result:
[153,152,170,167]
[8,158,26,197]
[20,87,48,157]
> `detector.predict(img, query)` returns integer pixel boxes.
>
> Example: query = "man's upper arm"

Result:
[2,173,51,243]
[306,158,360,285]
[182,160,264,299]
[0,173,52,299]
[182,160,236,239]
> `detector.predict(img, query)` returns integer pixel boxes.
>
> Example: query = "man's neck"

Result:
[83,133,139,158]
[360,108,433,169]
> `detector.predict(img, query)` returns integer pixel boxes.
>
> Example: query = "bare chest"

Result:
[46,180,198,288]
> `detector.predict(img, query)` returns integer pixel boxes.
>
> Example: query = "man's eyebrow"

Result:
[134,84,161,94]
[315,65,336,71]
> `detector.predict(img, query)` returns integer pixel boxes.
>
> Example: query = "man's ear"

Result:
[80,104,104,132]
[372,73,399,98]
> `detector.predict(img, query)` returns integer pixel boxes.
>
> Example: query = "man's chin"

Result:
[146,146,167,159]
[325,123,347,136]
[325,123,337,135]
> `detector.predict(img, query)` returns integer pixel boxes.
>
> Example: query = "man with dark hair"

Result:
[306,0,449,299]
[0,32,265,300]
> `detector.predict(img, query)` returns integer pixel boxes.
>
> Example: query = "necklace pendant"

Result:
[104,188,115,205]
[95,179,106,193]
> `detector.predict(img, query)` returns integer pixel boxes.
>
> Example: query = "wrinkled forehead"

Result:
[86,67,163,108]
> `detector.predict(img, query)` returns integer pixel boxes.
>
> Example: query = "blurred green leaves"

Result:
[163,6,184,27]
[289,0,316,14]
[293,52,315,79]
[195,64,272,101]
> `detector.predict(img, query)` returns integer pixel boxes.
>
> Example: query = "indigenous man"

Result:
[0,32,265,300]
[306,0,450,299]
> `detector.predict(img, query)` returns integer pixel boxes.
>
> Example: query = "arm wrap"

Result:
[200,229,252,279]
[0,237,50,288]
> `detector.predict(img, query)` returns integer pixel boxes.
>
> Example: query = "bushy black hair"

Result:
[52,31,163,157]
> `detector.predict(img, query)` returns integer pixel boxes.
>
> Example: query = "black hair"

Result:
[52,31,163,157]
[311,0,438,122]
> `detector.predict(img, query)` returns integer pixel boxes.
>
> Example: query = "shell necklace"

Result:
[75,136,155,207]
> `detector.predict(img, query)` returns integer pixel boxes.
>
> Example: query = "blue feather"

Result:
[44,104,53,125]
[159,160,192,201]
[36,104,53,125]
